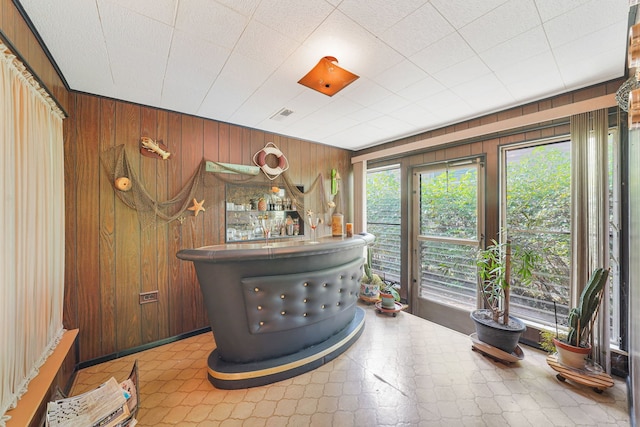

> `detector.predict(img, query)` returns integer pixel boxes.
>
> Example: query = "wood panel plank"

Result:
[180,115,205,331]
[166,111,183,336]
[217,123,231,243]
[114,102,142,350]
[139,106,159,344]
[203,120,220,246]
[228,125,242,166]
[283,136,298,185]
[98,97,117,356]
[75,94,101,361]
[156,110,170,338]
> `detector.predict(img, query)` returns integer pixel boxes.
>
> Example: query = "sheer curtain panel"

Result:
[0,41,65,425]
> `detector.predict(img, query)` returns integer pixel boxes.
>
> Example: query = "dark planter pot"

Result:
[470,309,526,354]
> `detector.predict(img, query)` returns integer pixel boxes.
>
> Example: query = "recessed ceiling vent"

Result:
[269,108,294,122]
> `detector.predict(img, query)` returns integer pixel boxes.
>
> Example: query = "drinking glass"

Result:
[308,216,320,243]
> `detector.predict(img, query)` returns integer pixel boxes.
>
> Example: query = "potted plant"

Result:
[360,248,381,302]
[550,268,609,369]
[379,278,400,310]
[471,238,538,355]
[360,248,400,308]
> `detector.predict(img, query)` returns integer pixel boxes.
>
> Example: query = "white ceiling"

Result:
[19,0,630,151]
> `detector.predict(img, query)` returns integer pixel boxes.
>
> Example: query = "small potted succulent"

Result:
[378,279,400,310]
[360,249,400,308]
[360,248,381,302]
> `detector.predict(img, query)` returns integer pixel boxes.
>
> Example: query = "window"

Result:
[413,159,482,310]
[503,140,572,326]
[502,132,621,346]
[366,165,401,282]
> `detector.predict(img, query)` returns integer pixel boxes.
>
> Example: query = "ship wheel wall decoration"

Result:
[253,142,289,180]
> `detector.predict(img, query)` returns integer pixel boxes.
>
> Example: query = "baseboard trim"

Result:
[77,327,212,370]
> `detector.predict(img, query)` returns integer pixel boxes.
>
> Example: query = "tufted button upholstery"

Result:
[241,257,364,334]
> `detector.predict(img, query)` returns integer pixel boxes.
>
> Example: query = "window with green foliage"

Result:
[503,141,572,326]
[415,161,481,310]
[366,166,401,282]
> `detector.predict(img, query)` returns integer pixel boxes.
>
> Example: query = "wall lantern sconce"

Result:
[297,56,359,97]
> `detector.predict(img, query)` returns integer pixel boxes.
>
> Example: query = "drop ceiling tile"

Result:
[303,11,404,78]
[19,0,114,93]
[343,78,393,107]
[433,56,491,88]
[504,71,565,101]
[397,77,446,103]
[368,115,412,132]
[215,0,261,16]
[411,32,475,75]
[534,0,589,22]
[369,93,411,115]
[338,0,428,35]
[380,2,455,57]
[494,51,559,86]
[416,90,474,121]
[198,53,275,120]
[105,0,177,25]
[430,0,509,29]
[459,0,541,53]
[108,47,166,102]
[253,0,334,42]
[161,31,229,114]
[347,107,384,123]
[302,116,360,139]
[554,23,627,88]
[233,20,300,69]
[323,123,389,149]
[389,104,440,127]
[373,60,429,93]
[98,0,172,59]
[480,27,550,71]
[175,0,248,49]
[450,73,514,110]
[240,75,305,119]
[543,0,628,48]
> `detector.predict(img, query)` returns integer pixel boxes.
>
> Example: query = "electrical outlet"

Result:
[139,290,158,304]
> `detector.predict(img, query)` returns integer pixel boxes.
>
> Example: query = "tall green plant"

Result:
[476,238,538,324]
[566,268,609,347]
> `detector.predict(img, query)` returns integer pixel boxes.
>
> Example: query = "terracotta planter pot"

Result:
[553,337,591,369]
[380,291,395,309]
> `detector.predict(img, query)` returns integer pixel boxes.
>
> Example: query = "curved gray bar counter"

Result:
[177,232,375,389]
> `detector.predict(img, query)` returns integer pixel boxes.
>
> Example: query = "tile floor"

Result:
[72,303,630,426]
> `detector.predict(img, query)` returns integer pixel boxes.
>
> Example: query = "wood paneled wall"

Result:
[64,92,352,363]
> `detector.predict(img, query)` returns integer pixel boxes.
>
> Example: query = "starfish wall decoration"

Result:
[188,198,205,216]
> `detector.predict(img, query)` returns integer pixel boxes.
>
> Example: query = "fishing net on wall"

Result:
[100,144,340,230]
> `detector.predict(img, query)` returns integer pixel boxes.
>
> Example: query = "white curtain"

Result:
[569,109,610,372]
[0,41,65,425]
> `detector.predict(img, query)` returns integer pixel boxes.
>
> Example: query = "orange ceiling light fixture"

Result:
[297,56,359,96]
